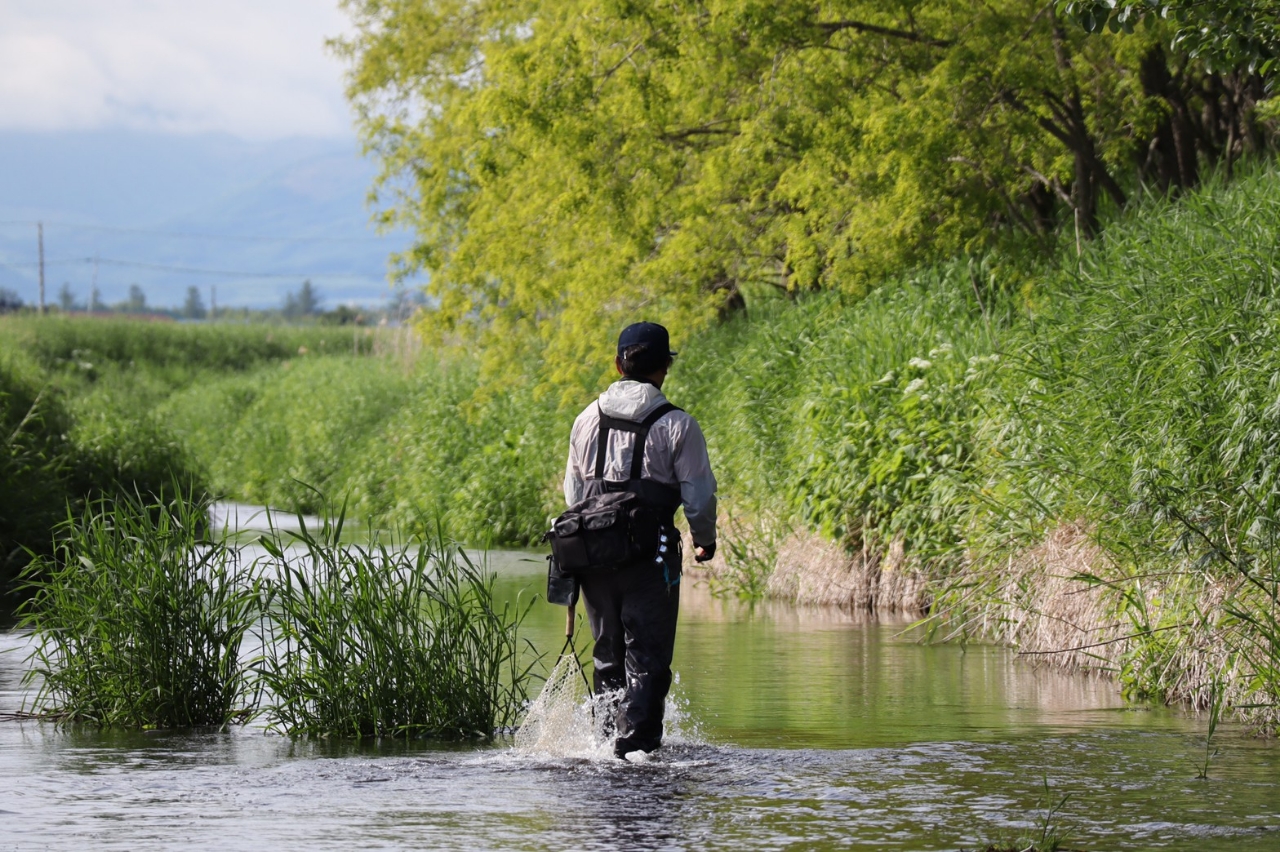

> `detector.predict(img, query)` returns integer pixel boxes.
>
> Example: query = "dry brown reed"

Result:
[369,322,423,372]
[960,523,1121,674]
[690,524,929,612]
[767,533,930,612]
[937,523,1276,728]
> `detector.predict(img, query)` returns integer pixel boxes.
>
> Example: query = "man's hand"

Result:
[693,541,716,563]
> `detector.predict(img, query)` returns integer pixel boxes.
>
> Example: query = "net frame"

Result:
[513,645,594,754]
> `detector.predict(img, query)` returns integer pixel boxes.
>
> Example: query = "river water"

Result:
[2,540,1278,850]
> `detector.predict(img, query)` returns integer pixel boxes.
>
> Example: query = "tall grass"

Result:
[966,166,1280,721]
[254,504,533,739]
[16,491,533,738]
[159,352,567,543]
[18,492,260,727]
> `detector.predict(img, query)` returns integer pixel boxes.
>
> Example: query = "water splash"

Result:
[514,663,701,761]
[661,672,703,746]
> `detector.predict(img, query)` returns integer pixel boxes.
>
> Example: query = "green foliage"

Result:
[335,0,1272,383]
[785,288,998,564]
[159,353,567,544]
[342,359,567,544]
[0,338,203,605]
[18,492,261,728]
[669,263,1007,573]
[1062,1,1280,74]
[65,379,199,501]
[254,506,532,739]
[0,350,75,596]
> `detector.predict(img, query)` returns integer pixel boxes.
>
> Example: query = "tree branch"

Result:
[817,19,953,49]
[595,40,645,87]
[1023,166,1074,206]
[657,121,740,143]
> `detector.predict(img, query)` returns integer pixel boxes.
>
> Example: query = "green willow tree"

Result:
[336,1,1270,386]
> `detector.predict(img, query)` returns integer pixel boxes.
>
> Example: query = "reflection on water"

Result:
[2,551,1279,850]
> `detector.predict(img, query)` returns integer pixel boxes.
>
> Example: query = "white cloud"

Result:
[0,1,354,138]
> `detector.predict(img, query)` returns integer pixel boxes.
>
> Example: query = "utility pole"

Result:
[38,222,46,315]
[211,285,217,321]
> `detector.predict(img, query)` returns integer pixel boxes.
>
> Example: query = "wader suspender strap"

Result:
[594,402,681,481]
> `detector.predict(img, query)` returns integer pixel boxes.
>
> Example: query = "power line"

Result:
[78,257,380,280]
[0,255,384,280]
[0,219,393,245]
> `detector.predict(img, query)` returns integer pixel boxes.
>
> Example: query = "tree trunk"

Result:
[1139,46,1200,191]
[1050,13,1125,237]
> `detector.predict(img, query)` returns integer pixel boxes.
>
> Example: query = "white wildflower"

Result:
[908,357,932,370]
[903,378,927,395]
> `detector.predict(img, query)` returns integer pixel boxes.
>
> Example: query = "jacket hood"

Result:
[598,380,668,421]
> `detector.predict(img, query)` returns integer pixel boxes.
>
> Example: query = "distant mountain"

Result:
[0,130,420,310]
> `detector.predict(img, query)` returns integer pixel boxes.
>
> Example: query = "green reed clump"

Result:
[255,504,532,739]
[18,492,261,727]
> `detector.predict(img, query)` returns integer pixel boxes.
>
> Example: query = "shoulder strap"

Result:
[631,402,680,479]
[594,402,682,480]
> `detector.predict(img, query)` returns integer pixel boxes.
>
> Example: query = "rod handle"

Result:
[566,602,576,638]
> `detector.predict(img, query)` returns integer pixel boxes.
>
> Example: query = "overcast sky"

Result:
[0,1,353,139]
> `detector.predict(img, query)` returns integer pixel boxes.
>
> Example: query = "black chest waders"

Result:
[546,401,690,757]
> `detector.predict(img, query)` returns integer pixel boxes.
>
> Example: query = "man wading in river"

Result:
[561,322,718,759]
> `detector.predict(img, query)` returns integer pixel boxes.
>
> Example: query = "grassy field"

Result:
[4,163,1280,728]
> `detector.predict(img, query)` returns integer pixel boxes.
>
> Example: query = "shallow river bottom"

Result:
[3,553,1278,851]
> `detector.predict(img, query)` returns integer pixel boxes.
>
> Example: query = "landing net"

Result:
[513,650,596,755]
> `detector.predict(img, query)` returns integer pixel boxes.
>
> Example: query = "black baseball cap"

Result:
[617,322,677,358]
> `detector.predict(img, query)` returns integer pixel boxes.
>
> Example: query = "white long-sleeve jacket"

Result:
[563,379,718,547]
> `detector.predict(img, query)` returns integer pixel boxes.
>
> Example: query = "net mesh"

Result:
[513,652,596,756]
